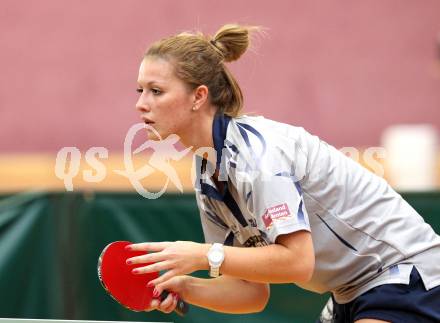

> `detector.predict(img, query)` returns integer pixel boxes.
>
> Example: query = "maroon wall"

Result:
[1,0,439,152]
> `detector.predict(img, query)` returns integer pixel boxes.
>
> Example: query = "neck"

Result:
[179,104,217,154]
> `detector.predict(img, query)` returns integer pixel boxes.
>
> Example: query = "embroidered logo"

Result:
[262,203,291,229]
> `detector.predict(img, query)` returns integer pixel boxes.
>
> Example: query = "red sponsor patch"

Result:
[262,203,291,229]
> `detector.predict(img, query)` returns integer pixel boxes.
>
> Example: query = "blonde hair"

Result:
[145,24,260,117]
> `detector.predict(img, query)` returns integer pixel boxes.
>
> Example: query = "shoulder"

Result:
[226,115,311,180]
[228,115,310,150]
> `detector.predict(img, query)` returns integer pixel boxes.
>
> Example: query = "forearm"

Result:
[127,231,314,289]
[222,245,309,283]
[182,275,269,314]
[205,231,314,284]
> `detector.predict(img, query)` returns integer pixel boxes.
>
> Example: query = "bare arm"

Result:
[220,231,315,284]
[149,275,269,314]
[128,230,315,286]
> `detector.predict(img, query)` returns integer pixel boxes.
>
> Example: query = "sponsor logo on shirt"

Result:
[262,203,291,229]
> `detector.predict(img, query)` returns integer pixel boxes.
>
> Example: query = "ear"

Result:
[192,85,209,109]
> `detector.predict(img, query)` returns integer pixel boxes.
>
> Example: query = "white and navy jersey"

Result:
[194,114,440,303]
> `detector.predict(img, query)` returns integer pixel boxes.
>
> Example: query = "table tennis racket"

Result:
[97,240,189,316]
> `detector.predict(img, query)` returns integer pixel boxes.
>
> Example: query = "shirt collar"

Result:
[198,113,231,200]
[212,113,231,170]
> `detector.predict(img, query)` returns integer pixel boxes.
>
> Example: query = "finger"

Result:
[164,294,178,314]
[132,260,173,275]
[159,293,176,314]
[145,299,160,312]
[154,278,175,295]
[126,242,171,252]
[126,252,166,265]
[149,269,178,287]
[160,292,174,308]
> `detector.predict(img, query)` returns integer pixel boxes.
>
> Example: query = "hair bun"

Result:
[212,24,260,62]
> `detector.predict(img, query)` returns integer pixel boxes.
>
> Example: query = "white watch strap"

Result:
[209,266,220,277]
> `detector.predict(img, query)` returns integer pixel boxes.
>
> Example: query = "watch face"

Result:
[210,250,223,264]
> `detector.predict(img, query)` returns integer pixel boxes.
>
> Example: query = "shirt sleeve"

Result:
[248,170,311,244]
[235,135,311,244]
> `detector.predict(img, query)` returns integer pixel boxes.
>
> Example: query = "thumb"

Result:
[154,281,170,296]
[155,276,181,296]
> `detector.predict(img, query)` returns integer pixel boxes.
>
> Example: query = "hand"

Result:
[126,241,209,286]
[145,291,179,314]
[144,276,189,314]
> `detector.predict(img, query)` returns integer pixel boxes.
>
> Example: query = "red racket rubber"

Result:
[97,241,188,316]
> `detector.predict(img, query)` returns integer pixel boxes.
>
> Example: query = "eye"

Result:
[136,88,143,93]
[151,88,162,95]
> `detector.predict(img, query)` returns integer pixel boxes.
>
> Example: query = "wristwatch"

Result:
[207,243,225,277]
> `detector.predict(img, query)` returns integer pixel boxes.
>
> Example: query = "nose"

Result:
[136,95,150,113]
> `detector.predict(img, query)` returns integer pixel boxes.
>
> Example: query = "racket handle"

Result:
[160,290,189,316]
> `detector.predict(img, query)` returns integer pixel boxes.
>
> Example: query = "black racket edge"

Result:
[97,241,142,312]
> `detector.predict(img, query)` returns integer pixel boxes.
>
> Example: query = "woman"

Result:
[125,24,440,322]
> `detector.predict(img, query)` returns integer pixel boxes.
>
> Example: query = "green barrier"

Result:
[0,191,439,323]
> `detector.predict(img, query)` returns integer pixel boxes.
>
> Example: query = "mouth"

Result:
[140,116,155,125]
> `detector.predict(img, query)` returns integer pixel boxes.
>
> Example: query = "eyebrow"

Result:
[137,80,166,87]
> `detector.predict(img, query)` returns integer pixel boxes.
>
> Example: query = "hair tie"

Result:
[209,39,225,60]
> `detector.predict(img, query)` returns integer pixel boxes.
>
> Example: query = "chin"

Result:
[144,124,165,141]
[146,131,161,141]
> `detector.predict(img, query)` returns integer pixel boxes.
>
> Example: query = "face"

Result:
[136,57,195,141]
